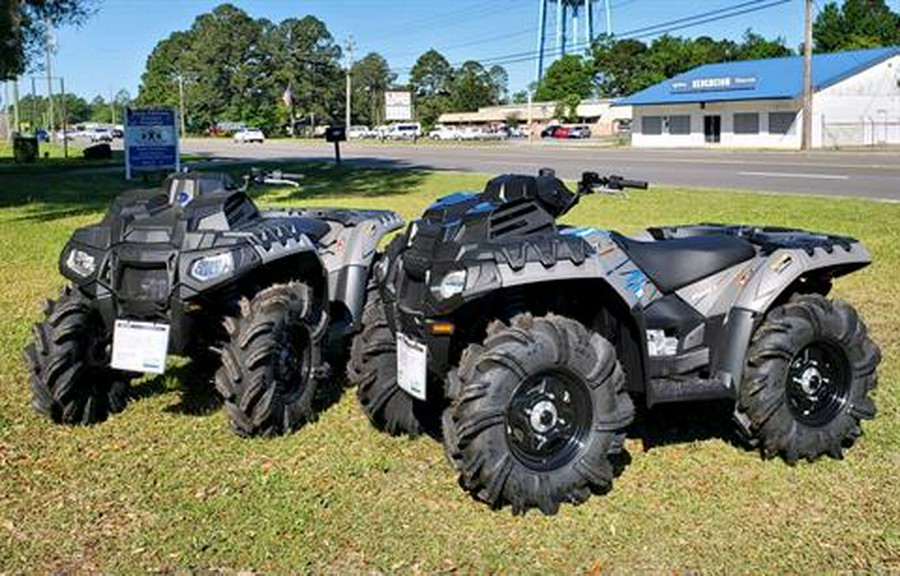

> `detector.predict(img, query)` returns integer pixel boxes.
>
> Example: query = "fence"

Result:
[822,117,900,148]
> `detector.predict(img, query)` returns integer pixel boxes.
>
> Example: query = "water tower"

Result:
[534,0,610,85]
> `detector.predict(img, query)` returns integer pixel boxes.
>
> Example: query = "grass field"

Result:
[0,163,897,573]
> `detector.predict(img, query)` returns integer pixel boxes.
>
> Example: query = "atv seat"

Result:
[611,232,756,293]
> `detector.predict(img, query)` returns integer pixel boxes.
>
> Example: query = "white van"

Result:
[386,123,422,140]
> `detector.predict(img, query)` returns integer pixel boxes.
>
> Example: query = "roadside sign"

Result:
[124,107,180,179]
[385,91,412,121]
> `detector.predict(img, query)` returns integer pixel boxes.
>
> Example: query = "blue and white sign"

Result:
[670,75,758,94]
[125,107,180,179]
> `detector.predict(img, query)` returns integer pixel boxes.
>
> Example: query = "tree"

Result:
[535,54,594,101]
[734,29,791,60]
[450,60,496,112]
[267,15,343,127]
[591,30,793,98]
[137,5,344,134]
[410,49,453,98]
[554,93,583,123]
[9,93,90,126]
[137,30,192,111]
[813,0,900,52]
[351,52,395,126]
[89,95,109,123]
[488,65,508,103]
[1,0,96,80]
[511,90,528,104]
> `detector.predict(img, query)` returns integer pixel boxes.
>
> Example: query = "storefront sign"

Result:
[670,76,758,94]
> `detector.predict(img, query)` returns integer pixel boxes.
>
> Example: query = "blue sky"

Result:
[20,0,900,101]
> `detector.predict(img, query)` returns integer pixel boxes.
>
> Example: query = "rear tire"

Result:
[738,294,880,463]
[215,282,329,437]
[348,268,426,436]
[24,286,130,425]
[444,314,634,515]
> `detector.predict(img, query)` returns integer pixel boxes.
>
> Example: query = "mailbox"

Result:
[325,126,347,143]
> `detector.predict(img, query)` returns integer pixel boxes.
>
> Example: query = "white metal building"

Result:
[617,47,900,149]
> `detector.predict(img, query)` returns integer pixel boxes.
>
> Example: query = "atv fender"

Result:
[714,242,871,391]
[734,243,871,315]
[299,209,403,331]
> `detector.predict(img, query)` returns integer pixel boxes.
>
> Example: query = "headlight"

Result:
[432,270,467,300]
[190,252,234,282]
[65,248,96,277]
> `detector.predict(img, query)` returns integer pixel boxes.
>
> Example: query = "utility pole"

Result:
[109,87,115,124]
[12,78,20,133]
[344,36,354,129]
[45,18,55,134]
[801,0,813,150]
[178,73,186,135]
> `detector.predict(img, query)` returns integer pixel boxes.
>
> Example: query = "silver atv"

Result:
[25,169,403,437]
[350,169,881,514]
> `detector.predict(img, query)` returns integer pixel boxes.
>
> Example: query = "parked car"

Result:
[233,128,265,144]
[34,129,50,142]
[456,127,483,141]
[348,125,373,139]
[429,126,461,140]
[541,125,560,138]
[386,123,422,140]
[55,129,75,141]
[568,125,592,139]
[89,128,114,143]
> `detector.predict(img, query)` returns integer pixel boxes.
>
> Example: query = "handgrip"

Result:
[618,178,648,190]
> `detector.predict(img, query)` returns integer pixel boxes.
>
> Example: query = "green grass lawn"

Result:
[0,163,898,573]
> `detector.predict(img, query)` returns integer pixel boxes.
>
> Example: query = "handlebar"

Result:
[577,171,649,195]
[241,168,303,190]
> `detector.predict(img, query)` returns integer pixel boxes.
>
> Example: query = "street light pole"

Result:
[344,36,354,129]
[801,0,813,150]
[527,89,534,145]
[60,76,67,158]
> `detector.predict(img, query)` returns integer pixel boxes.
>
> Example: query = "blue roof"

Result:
[617,47,900,106]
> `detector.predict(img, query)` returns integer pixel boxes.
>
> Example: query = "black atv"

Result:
[25,169,402,436]
[350,169,881,515]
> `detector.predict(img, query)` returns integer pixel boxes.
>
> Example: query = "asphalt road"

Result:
[180,138,900,201]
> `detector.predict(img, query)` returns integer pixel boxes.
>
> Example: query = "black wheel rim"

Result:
[786,341,851,427]
[274,328,311,404]
[505,369,593,471]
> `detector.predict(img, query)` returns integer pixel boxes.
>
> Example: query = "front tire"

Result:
[738,294,880,463]
[24,286,130,425]
[444,314,634,515]
[215,282,329,437]
[347,248,426,436]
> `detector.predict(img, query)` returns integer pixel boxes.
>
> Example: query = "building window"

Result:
[734,113,760,134]
[642,116,663,135]
[668,115,691,135]
[769,111,796,135]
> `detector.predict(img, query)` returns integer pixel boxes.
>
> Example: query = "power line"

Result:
[360,1,517,48]
[391,0,791,72]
